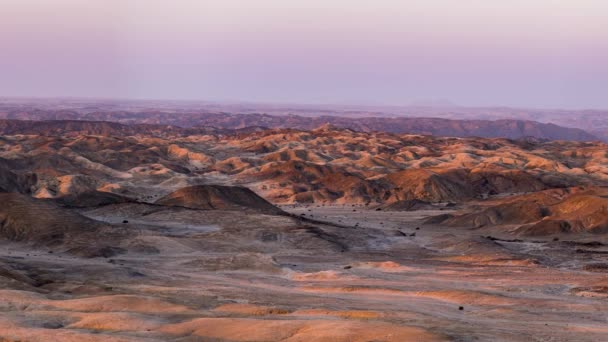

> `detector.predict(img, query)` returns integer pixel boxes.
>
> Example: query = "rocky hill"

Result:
[0,125,605,206]
[155,185,285,215]
[431,187,608,236]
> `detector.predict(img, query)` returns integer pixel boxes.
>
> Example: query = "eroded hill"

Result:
[0,125,605,206]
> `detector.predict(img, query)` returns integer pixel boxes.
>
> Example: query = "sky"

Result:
[1,0,607,109]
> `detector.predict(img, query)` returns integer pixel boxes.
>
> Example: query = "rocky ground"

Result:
[1,202,608,341]
[1,125,607,341]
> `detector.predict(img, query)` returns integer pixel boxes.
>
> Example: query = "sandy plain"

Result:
[2,203,608,341]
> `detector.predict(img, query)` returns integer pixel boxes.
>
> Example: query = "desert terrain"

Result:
[1,117,608,341]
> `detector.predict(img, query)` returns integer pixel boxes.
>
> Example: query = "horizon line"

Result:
[1,95,607,113]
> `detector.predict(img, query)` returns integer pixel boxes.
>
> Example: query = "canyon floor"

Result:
[2,203,608,341]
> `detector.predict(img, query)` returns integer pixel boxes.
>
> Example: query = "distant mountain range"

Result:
[3,99,607,139]
[0,111,599,141]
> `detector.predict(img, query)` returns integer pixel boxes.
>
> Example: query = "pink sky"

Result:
[1,0,607,108]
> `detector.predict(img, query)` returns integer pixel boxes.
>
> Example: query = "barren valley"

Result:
[1,117,607,341]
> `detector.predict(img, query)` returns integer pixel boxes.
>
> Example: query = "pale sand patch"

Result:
[301,286,517,306]
[301,285,405,296]
[356,261,418,272]
[158,317,446,341]
[66,312,162,331]
[0,319,139,342]
[214,304,391,320]
[410,290,517,306]
[567,325,608,334]
[290,270,355,281]
[47,295,191,314]
[436,254,538,267]
[291,309,386,320]
[570,286,608,298]
[213,303,292,316]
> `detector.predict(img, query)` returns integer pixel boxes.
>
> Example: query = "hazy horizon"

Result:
[2,1,607,109]
[4,96,608,113]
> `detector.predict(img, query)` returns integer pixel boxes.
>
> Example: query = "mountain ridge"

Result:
[0,115,599,141]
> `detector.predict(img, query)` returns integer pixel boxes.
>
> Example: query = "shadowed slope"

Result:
[155,185,286,215]
[0,161,36,194]
[0,193,128,256]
